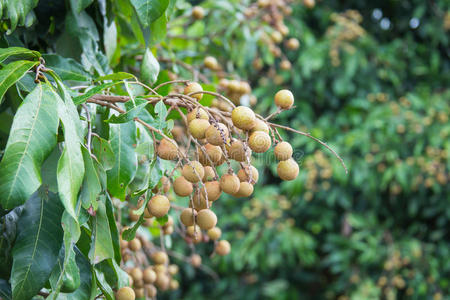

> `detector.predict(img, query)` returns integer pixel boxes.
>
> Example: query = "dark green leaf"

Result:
[89,201,114,264]
[94,268,114,300]
[122,216,145,241]
[104,194,121,263]
[43,54,91,82]
[79,147,102,210]
[0,279,11,300]
[2,0,39,32]
[0,60,38,102]
[130,0,169,27]
[70,0,93,14]
[91,135,115,170]
[0,47,40,63]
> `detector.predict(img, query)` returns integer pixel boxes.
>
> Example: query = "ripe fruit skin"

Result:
[190,254,202,267]
[237,165,259,183]
[234,181,254,197]
[215,240,231,256]
[184,82,203,100]
[274,141,293,161]
[286,38,300,50]
[170,279,180,290]
[207,227,222,240]
[280,59,291,70]
[157,138,178,160]
[129,268,143,281]
[152,251,169,265]
[231,106,256,130]
[182,161,205,183]
[173,176,193,197]
[228,140,250,162]
[146,284,157,298]
[129,238,142,251]
[202,166,215,181]
[155,273,170,291]
[187,107,208,122]
[116,286,135,300]
[251,119,269,134]
[186,225,201,237]
[199,144,223,166]
[274,89,294,109]
[180,208,196,226]
[197,209,217,230]
[277,158,299,181]
[189,118,210,139]
[220,174,240,194]
[148,195,170,218]
[303,0,315,8]
[168,264,179,275]
[191,193,211,211]
[143,268,157,284]
[202,181,222,201]
[204,56,219,70]
[205,123,228,146]
[248,131,271,153]
[192,6,205,20]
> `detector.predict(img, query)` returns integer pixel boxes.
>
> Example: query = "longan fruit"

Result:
[248,131,271,153]
[233,182,254,197]
[129,238,142,251]
[116,287,135,300]
[184,82,203,100]
[280,59,291,70]
[163,225,174,235]
[190,254,202,267]
[168,264,179,275]
[153,264,166,274]
[180,208,197,226]
[237,165,259,183]
[279,24,289,36]
[231,106,256,130]
[120,238,129,249]
[251,119,269,134]
[148,195,170,217]
[203,166,215,181]
[228,80,240,92]
[170,279,180,290]
[135,288,144,298]
[207,227,222,240]
[274,141,293,161]
[202,181,222,201]
[137,199,153,218]
[215,240,231,256]
[189,119,210,139]
[173,176,193,197]
[151,251,169,265]
[187,107,208,122]
[143,267,157,284]
[155,273,170,291]
[146,284,157,298]
[205,123,228,146]
[186,224,201,237]
[277,158,299,181]
[197,209,217,230]
[204,56,219,70]
[129,209,139,222]
[258,0,270,8]
[190,194,211,211]
[152,176,170,194]
[182,161,205,183]
[157,139,178,160]
[192,6,205,20]
[228,140,249,162]
[274,89,294,109]
[199,144,223,166]
[134,279,144,288]
[171,125,184,141]
[220,174,240,194]
[303,0,315,8]
[286,38,300,50]
[129,268,143,281]
[271,31,283,43]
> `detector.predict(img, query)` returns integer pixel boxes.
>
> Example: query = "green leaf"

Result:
[141,47,160,84]
[130,0,169,27]
[0,83,59,209]
[122,216,145,241]
[91,135,115,170]
[70,0,93,14]
[104,194,121,263]
[0,207,22,279]
[148,13,167,45]
[94,72,135,82]
[106,102,147,123]
[43,54,91,82]
[94,269,114,300]
[11,187,64,300]
[154,100,168,130]
[73,82,120,105]
[0,279,12,300]
[79,147,102,210]
[0,47,41,63]
[2,0,39,32]
[156,214,168,225]
[89,201,115,264]
[106,122,138,200]
[0,60,38,103]
[103,19,117,64]
[49,247,80,294]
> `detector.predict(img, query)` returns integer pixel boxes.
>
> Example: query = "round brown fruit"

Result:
[151,251,169,265]
[199,144,223,165]
[173,176,193,197]
[277,158,299,181]
[271,31,283,43]
[148,195,170,217]
[231,106,256,130]
[143,267,157,284]
[155,273,170,291]
[204,56,219,70]
[197,209,217,230]
[135,288,144,298]
[190,194,211,211]
[180,208,197,226]
[227,140,250,162]
[303,0,315,8]
[274,141,293,161]
[186,225,201,237]
[250,119,269,134]
[237,165,259,183]
[207,227,222,240]
[187,107,208,123]
[286,38,300,50]
[205,123,228,146]
[157,139,178,160]
[280,59,291,71]
[234,181,254,197]
[116,287,135,300]
[129,238,142,251]
[190,254,202,267]
[184,82,203,100]
[274,89,294,109]
[202,166,215,181]
[163,225,174,235]
[248,131,271,153]
[168,264,179,275]
[220,174,240,194]
[146,284,157,298]
[215,240,231,256]
[192,6,205,20]
[129,268,143,281]
[189,118,210,139]
[202,181,222,201]
[170,279,180,290]
[182,161,205,183]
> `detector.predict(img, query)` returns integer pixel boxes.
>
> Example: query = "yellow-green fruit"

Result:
[148,195,170,217]
[271,31,283,43]
[129,238,142,251]
[157,139,178,160]
[143,268,157,284]
[190,194,211,211]
[184,82,203,100]
[187,107,208,122]
[233,181,254,197]
[220,174,240,194]
[186,224,201,237]
[231,106,256,130]
[274,89,294,109]
[173,176,193,197]
[274,141,293,161]
[237,165,259,183]
[135,288,144,298]
[151,251,169,265]
[170,279,180,290]
[280,60,291,70]
[202,181,222,201]
[180,208,196,226]
[153,264,166,274]
[190,254,202,267]
[286,38,300,50]
[277,159,299,181]
[129,268,143,281]
[192,6,205,20]
[168,264,179,275]
[251,119,269,134]
[199,144,223,166]
[116,287,135,300]
[197,209,217,230]
[239,82,251,94]
[205,123,228,146]
[163,225,174,235]
[228,140,249,162]
[207,227,222,240]
[182,161,205,183]
[204,56,219,70]
[155,273,170,291]
[202,166,215,181]
[215,240,231,256]
[189,118,210,139]
[303,0,315,8]
[146,284,157,298]
[248,131,271,153]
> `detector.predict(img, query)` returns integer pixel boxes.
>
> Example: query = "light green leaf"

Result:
[70,0,93,14]
[106,102,147,124]
[0,47,40,63]
[2,0,39,32]
[104,194,121,263]
[43,54,91,82]
[91,135,115,171]
[94,72,135,82]
[94,268,114,300]
[129,0,169,27]
[141,47,160,84]
[89,201,114,264]
[0,60,38,103]
[11,187,64,300]
[103,19,117,63]
[154,100,168,130]
[148,13,167,45]
[0,83,59,209]
[79,147,102,210]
